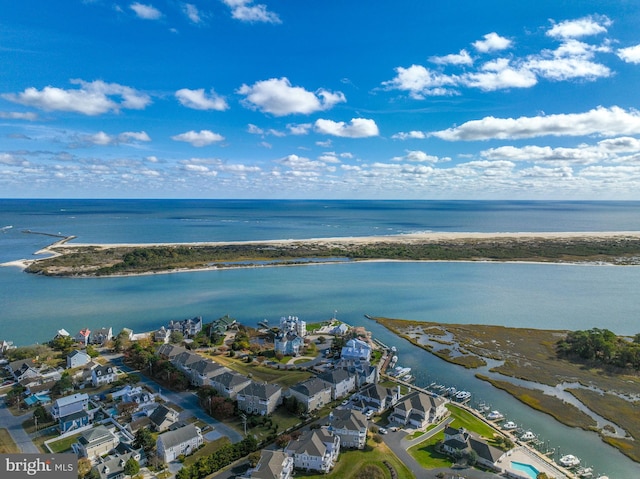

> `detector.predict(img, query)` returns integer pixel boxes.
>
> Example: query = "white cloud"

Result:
[392,131,427,140]
[547,15,611,39]
[287,123,312,135]
[176,88,228,111]
[525,40,611,81]
[473,32,512,53]
[430,106,640,141]
[314,118,379,138]
[277,154,324,170]
[392,150,441,163]
[618,44,640,64]
[221,0,280,24]
[430,49,473,66]
[2,79,151,115]
[382,65,458,98]
[0,111,38,120]
[130,2,162,20]
[238,77,345,116]
[463,58,537,91]
[171,130,225,146]
[183,4,202,23]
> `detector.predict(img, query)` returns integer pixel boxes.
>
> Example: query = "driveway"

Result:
[0,400,40,453]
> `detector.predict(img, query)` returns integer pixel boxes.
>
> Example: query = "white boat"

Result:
[502,421,518,430]
[577,467,593,478]
[520,431,536,441]
[393,366,411,377]
[455,391,471,401]
[389,355,398,368]
[486,410,504,421]
[559,454,581,468]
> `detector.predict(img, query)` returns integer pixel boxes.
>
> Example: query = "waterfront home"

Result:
[0,339,16,355]
[154,326,171,344]
[188,358,228,386]
[168,316,203,338]
[328,409,368,449]
[288,377,333,412]
[76,328,92,347]
[442,426,505,470]
[54,329,70,340]
[149,404,180,432]
[274,331,304,356]
[340,338,372,362]
[67,350,92,369]
[92,327,113,345]
[59,410,90,433]
[156,424,203,463]
[351,383,400,414]
[317,368,357,400]
[389,391,447,429]
[331,323,349,336]
[91,365,117,387]
[239,449,293,479]
[280,316,307,337]
[51,392,89,419]
[237,381,283,416]
[75,425,120,464]
[338,359,378,387]
[285,427,340,473]
[210,371,252,399]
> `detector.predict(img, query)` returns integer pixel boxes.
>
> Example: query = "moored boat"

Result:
[520,431,536,441]
[502,421,517,430]
[486,410,504,421]
[559,454,581,468]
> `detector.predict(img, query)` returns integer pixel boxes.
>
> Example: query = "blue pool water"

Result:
[511,461,540,479]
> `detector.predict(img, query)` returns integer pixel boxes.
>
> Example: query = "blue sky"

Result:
[2,1,640,199]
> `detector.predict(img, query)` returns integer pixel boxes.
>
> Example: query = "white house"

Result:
[279,315,306,337]
[237,381,283,416]
[340,338,372,362]
[67,350,91,369]
[389,391,447,429]
[286,428,340,473]
[317,369,356,400]
[156,424,203,463]
[91,365,117,387]
[75,425,119,464]
[288,377,332,412]
[210,371,252,400]
[240,450,293,479]
[51,393,89,419]
[329,409,368,449]
[91,327,113,345]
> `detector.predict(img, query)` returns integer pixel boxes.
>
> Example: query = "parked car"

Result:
[378,427,387,434]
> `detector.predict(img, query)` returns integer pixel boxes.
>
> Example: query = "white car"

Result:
[378,427,387,434]
[341,399,349,406]
[365,410,374,419]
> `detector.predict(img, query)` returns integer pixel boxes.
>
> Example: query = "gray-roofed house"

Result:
[285,427,340,473]
[210,371,252,399]
[51,392,89,419]
[389,391,447,429]
[188,359,228,386]
[156,343,188,360]
[239,450,293,479]
[351,383,400,414]
[154,326,171,344]
[67,350,91,369]
[94,451,141,479]
[6,358,41,382]
[237,381,283,416]
[156,424,203,463]
[149,404,180,432]
[91,365,117,387]
[76,425,120,463]
[328,409,368,449]
[442,427,505,470]
[288,377,332,412]
[92,327,113,345]
[317,369,356,400]
[168,316,203,338]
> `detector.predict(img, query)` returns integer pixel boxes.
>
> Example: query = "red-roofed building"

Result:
[75,328,91,347]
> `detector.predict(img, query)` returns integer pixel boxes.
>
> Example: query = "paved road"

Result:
[0,400,40,453]
[106,354,243,443]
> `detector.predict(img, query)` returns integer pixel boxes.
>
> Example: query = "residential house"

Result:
[317,369,356,400]
[76,328,92,347]
[237,381,283,416]
[149,404,180,432]
[288,377,332,412]
[167,316,203,338]
[58,410,90,433]
[92,327,113,345]
[285,428,340,473]
[187,358,228,386]
[24,394,52,408]
[239,450,294,479]
[330,323,349,336]
[67,350,91,369]
[279,316,306,337]
[156,343,188,360]
[442,427,506,470]
[0,339,16,355]
[274,332,304,357]
[94,451,142,479]
[172,351,202,376]
[54,329,70,340]
[76,425,120,463]
[51,393,89,419]
[156,424,203,463]
[7,358,41,382]
[154,326,171,344]
[328,409,368,449]
[340,338,372,362]
[111,385,155,410]
[389,391,447,429]
[91,365,117,387]
[210,371,252,400]
[351,383,400,414]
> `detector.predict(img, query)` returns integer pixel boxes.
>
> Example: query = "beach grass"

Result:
[0,429,19,453]
[209,354,313,388]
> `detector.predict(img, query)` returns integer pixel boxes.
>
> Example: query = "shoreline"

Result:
[4,230,640,276]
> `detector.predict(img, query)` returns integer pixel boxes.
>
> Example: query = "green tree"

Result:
[169,331,184,344]
[133,427,155,454]
[123,457,140,476]
[52,372,73,396]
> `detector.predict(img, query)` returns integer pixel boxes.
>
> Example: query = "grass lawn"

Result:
[47,433,81,453]
[408,435,452,469]
[0,429,19,453]
[446,404,499,440]
[182,437,230,467]
[297,438,415,479]
[209,355,312,388]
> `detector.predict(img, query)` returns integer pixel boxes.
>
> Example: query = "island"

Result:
[10,231,640,276]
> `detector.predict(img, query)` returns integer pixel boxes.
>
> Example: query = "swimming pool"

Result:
[511,461,540,479]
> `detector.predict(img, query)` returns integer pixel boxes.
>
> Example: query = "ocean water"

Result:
[1,199,640,476]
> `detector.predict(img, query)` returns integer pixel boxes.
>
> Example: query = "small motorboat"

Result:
[520,431,536,441]
[559,454,581,468]
[502,421,518,430]
[486,410,504,421]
